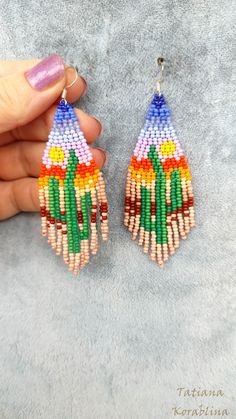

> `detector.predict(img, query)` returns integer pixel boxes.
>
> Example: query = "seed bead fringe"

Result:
[38,100,108,275]
[124,92,195,267]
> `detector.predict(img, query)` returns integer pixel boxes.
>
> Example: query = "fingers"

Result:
[90,148,108,169]
[0,107,102,146]
[0,141,107,180]
[63,66,87,104]
[0,144,107,220]
[0,54,87,134]
[0,59,87,105]
[0,55,65,134]
[0,178,39,220]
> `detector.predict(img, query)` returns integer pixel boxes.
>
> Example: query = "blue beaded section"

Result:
[146,93,171,121]
[54,100,78,123]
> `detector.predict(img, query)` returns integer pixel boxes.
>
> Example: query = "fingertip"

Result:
[75,110,103,143]
[80,76,88,97]
[91,147,108,168]
[95,147,109,166]
[91,116,103,136]
[64,67,87,102]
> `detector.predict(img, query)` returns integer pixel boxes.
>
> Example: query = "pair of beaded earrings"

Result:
[38,58,195,274]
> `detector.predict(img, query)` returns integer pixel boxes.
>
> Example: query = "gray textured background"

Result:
[0,0,235,418]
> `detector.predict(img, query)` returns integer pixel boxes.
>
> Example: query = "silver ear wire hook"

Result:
[61,66,79,102]
[156,57,165,93]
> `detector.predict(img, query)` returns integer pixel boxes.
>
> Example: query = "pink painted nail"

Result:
[25,54,65,91]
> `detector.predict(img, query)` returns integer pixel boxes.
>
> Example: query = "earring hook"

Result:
[156,57,165,93]
[61,65,79,102]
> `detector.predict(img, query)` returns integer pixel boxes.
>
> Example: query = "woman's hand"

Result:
[0,54,106,220]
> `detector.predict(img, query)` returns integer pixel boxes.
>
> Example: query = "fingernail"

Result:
[92,116,103,136]
[96,148,109,167]
[25,54,64,90]
[80,76,88,96]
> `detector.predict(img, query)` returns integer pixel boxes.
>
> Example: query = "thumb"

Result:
[0,54,66,134]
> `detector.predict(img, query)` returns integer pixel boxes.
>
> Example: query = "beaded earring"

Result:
[38,67,108,274]
[124,58,195,267]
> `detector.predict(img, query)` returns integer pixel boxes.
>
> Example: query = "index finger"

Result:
[0,59,40,77]
[0,59,87,102]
